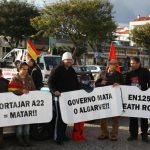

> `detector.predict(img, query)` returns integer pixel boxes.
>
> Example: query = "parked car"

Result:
[73,65,91,74]
[85,65,106,80]
[73,65,94,81]
[73,65,94,92]
[0,48,61,84]
[86,65,106,73]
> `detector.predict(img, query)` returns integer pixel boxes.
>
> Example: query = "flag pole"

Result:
[103,42,120,80]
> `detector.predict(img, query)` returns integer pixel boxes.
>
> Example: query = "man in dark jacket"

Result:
[27,59,43,90]
[126,57,150,142]
[96,59,123,141]
[0,69,9,147]
[48,52,79,145]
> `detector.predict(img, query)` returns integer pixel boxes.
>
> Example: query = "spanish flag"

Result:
[8,81,23,92]
[27,38,41,60]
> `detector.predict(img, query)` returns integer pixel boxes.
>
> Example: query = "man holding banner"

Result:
[48,52,79,145]
[96,59,123,141]
[126,57,150,142]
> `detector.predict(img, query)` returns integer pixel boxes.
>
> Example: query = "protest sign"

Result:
[59,86,123,124]
[121,85,150,118]
[0,91,52,127]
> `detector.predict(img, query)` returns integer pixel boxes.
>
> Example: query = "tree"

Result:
[0,0,39,48]
[31,0,116,61]
[131,23,150,66]
[131,23,150,49]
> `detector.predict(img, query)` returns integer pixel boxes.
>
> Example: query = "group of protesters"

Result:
[0,51,150,148]
[95,57,150,142]
[48,52,150,145]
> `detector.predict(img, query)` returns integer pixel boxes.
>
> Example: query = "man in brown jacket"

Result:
[96,59,123,141]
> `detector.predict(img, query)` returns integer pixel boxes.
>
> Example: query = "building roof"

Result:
[116,30,129,35]
[133,16,150,22]
[116,27,124,30]
[115,27,129,35]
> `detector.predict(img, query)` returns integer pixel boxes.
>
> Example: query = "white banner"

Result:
[59,86,123,124]
[1,68,17,79]
[121,85,150,118]
[0,91,52,127]
[1,86,149,127]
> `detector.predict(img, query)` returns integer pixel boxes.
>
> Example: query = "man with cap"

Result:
[48,52,79,145]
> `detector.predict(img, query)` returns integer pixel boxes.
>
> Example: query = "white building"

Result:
[129,15,150,67]
[129,15,150,46]
[130,15,150,30]
[113,26,130,45]
[112,15,150,67]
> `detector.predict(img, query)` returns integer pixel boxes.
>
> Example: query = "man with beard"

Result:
[48,52,79,145]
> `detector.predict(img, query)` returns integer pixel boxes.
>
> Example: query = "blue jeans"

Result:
[16,125,30,137]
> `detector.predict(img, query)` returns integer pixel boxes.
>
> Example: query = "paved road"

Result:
[3,117,150,150]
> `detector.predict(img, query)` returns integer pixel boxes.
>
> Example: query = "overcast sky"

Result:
[32,0,150,26]
[109,0,150,26]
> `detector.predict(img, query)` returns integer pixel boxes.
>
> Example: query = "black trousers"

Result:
[0,127,3,143]
[53,100,67,142]
[129,117,148,137]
